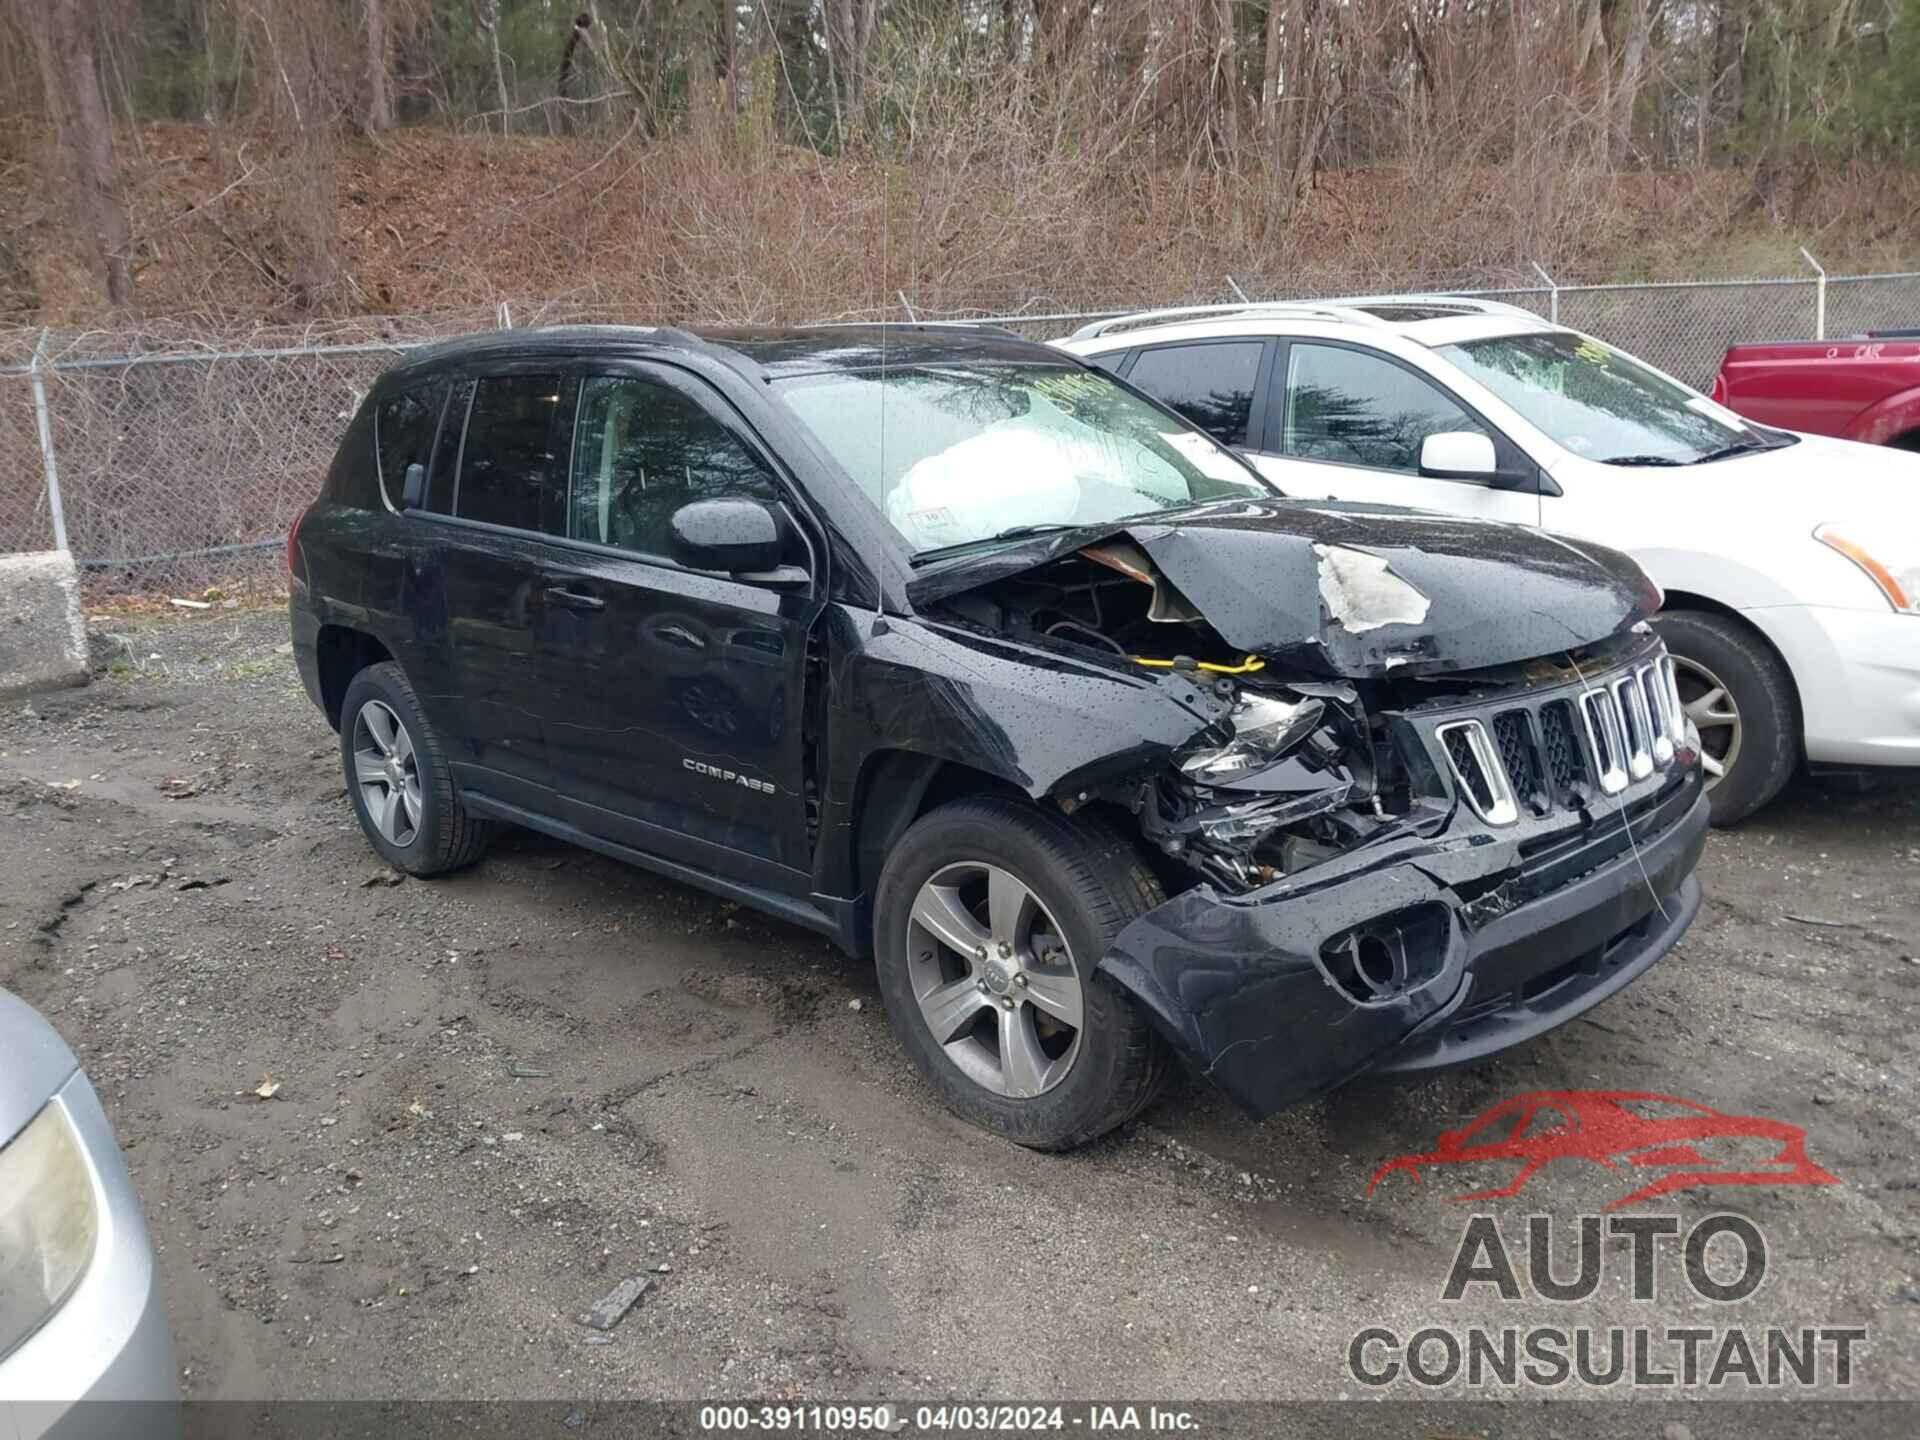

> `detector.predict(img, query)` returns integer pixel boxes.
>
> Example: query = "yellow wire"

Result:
[1129,654,1265,675]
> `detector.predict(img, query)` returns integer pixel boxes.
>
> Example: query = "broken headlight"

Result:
[1145,688,1374,890]
[1190,786,1354,845]
[1176,693,1326,784]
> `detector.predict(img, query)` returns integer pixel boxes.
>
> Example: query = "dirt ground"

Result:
[3,606,1917,1407]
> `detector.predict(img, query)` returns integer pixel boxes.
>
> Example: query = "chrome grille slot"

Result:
[1540,700,1586,799]
[1579,688,1631,794]
[1437,719,1520,826]
[1637,662,1676,766]
[1491,711,1547,815]
[1612,675,1655,780]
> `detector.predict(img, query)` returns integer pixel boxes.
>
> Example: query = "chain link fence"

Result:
[4,264,1917,601]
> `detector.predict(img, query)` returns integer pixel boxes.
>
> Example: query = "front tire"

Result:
[339,661,494,875]
[1651,610,1798,825]
[873,797,1169,1151]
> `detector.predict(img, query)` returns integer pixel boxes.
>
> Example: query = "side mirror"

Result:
[400,461,427,510]
[1419,431,1499,480]
[669,498,790,577]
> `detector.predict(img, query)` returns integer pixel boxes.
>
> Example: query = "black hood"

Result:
[905,499,1661,678]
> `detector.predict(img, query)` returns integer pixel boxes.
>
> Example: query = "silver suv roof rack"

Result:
[1068,303,1369,341]
[1067,292,1545,341]
[1317,292,1547,321]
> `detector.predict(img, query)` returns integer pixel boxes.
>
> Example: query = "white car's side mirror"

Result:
[1420,431,1500,479]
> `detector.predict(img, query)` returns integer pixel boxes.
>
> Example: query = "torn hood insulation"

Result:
[905,499,1662,678]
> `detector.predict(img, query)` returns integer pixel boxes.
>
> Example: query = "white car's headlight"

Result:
[1815,524,1918,615]
[0,1100,100,1360]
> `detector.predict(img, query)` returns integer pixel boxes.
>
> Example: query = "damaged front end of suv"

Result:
[905,501,1709,1117]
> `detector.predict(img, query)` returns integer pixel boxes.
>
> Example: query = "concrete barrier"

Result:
[0,550,88,700]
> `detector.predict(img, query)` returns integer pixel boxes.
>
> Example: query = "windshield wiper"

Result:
[1695,436,1788,462]
[1598,454,1686,467]
[910,523,1082,566]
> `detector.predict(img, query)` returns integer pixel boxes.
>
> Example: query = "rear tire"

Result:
[873,798,1169,1151]
[1651,610,1798,825]
[340,661,494,875]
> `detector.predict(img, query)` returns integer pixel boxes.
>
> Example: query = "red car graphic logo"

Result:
[1367,1090,1840,1210]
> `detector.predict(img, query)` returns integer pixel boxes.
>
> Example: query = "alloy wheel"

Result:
[352,699,423,847]
[1671,655,1742,790]
[905,862,1084,1099]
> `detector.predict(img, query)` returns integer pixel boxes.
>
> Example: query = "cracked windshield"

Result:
[775,364,1270,556]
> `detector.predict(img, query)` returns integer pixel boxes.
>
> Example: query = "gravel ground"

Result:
[2,607,1916,1407]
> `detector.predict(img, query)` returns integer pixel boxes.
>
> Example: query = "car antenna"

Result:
[877,194,892,636]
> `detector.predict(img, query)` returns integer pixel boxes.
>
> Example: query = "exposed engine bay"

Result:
[930,543,1660,893]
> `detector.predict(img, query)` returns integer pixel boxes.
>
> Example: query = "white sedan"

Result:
[1057,298,1919,822]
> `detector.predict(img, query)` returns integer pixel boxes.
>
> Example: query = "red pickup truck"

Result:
[1712,332,1920,449]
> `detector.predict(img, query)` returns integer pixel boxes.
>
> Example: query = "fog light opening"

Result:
[1354,934,1398,993]
[1320,904,1452,1005]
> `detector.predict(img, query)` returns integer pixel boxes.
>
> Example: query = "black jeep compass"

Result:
[289,324,1708,1150]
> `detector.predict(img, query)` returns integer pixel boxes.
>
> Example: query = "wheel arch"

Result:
[847,750,1029,910]
[315,625,395,730]
[1656,590,1803,724]
[1840,383,1920,449]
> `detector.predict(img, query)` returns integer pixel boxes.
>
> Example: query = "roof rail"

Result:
[807,318,1031,340]
[1314,291,1547,321]
[1067,291,1548,341]
[1067,302,1378,341]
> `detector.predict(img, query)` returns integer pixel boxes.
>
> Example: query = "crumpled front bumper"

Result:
[1098,767,1708,1118]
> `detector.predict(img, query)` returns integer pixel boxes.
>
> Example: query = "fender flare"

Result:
[1842,383,1920,448]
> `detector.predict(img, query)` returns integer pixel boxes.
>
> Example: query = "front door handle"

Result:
[543,585,605,612]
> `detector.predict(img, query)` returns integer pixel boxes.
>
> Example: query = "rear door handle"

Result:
[543,585,605,612]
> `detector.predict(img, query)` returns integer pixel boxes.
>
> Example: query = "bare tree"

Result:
[824,0,879,136]
[1609,0,1657,164]
[555,6,595,135]
[22,0,137,312]
[472,0,512,133]
[361,0,392,132]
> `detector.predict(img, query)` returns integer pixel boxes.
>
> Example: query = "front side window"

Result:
[569,375,781,556]
[455,374,572,532]
[1125,341,1264,447]
[374,379,448,506]
[774,364,1269,557]
[1284,344,1485,473]
[1441,330,1788,466]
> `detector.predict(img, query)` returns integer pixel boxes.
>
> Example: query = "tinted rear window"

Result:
[1125,342,1264,447]
[374,380,449,507]
[454,374,572,532]
[322,396,377,505]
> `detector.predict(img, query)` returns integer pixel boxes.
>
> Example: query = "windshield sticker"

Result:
[1574,338,1612,365]
[905,506,961,541]
[1030,371,1109,410]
